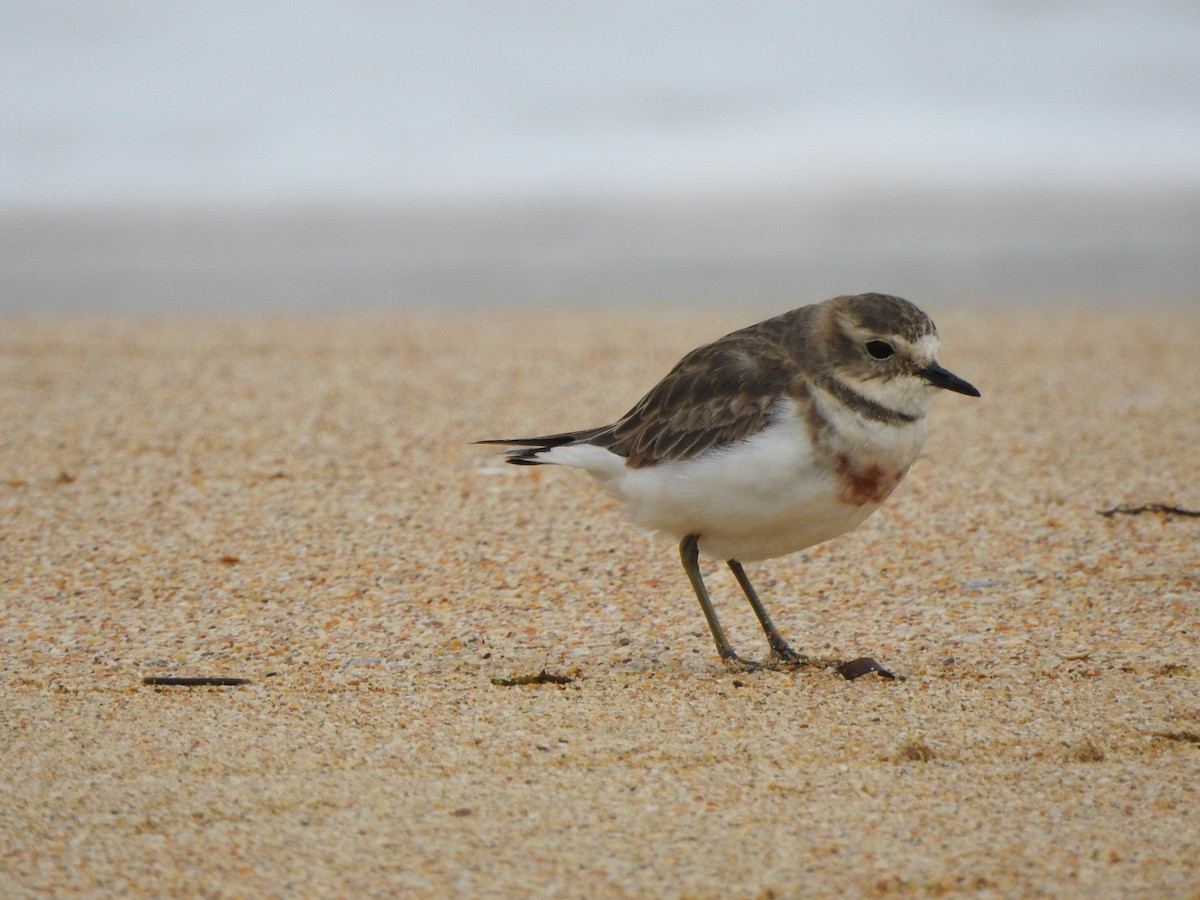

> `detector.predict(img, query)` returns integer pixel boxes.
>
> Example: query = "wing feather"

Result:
[592,314,812,467]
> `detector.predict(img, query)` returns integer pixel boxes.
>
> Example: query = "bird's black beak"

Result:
[920,362,980,397]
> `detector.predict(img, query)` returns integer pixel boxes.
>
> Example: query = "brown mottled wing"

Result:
[590,312,810,468]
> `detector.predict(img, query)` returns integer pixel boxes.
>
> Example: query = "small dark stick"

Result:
[1097,503,1200,518]
[490,669,574,687]
[143,676,251,687]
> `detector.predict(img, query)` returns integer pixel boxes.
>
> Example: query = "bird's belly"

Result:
[599,412,911,562]
[697,489,880,562]
[622,464,880,562]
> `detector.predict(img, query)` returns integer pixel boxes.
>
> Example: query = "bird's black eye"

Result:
[866,340,894,360]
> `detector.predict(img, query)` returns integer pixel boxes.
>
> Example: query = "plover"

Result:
[480,293,979,678]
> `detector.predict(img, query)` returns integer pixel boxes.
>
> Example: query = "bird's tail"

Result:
[475,427,608,466]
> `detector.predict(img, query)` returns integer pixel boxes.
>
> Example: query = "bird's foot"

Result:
[719,651,766,672]
[765,641,833,670]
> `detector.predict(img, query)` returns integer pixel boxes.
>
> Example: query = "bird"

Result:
[479,293,979,678]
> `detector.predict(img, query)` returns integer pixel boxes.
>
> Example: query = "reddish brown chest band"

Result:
[835,453,905,506]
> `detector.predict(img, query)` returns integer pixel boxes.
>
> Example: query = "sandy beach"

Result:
[1,303,1198,897]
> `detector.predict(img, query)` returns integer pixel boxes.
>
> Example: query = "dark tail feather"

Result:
[500,448,550,466]
[475,427,608,466]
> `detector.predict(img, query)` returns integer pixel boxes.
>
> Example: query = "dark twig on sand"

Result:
[1097,503,1200,519]
[490,669,575,687]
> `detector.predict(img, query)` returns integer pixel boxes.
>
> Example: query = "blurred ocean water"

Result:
[2,1,1199,312]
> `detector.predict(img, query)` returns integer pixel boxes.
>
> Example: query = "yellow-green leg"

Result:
[679,534,761,670]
